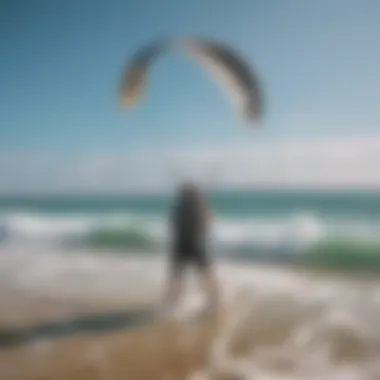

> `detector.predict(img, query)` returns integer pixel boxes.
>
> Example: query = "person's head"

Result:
[179,181,199,196]
[177,181,204,207]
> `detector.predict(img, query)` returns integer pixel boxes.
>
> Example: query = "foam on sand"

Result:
[0,244,380,379]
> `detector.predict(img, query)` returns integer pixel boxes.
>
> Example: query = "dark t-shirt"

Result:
[171,193,208,252]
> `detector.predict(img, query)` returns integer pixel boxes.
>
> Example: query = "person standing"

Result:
[162,182,220,313]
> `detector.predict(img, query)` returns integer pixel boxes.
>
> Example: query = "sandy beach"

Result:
[1,245,380,380]
[0,246,234,380]
[0,302,225,380]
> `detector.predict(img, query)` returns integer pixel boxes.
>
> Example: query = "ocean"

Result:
[1,189,380,379]
[1,189,380,270]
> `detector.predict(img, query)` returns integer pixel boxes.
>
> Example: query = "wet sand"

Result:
[1,248,380,380]
[0,318,223,380]
[2,288,379,380]
[0,295,232,380]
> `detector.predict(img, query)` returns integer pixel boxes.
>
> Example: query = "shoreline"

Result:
[1,246,380,379]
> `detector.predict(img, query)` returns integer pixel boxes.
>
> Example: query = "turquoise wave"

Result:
[3,208,380,272]
[305,239,380,271]
[84,226,156,251]
[78,227,380,272]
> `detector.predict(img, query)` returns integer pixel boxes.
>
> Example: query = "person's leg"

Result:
[199,268,220,310]
[162,254,186,312]
[195,250,221,310]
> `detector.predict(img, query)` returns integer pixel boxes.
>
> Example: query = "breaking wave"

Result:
[1,211,380,270]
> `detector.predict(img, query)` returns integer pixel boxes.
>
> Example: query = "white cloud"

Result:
[0,135,380,194]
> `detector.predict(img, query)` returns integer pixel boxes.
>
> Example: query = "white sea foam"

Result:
[3,209,377,258]
[0,244,379,379]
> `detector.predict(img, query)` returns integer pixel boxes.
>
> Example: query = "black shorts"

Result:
[171,239,210,275]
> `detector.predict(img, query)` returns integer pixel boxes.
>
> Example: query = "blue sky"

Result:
[1,0,380,193]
